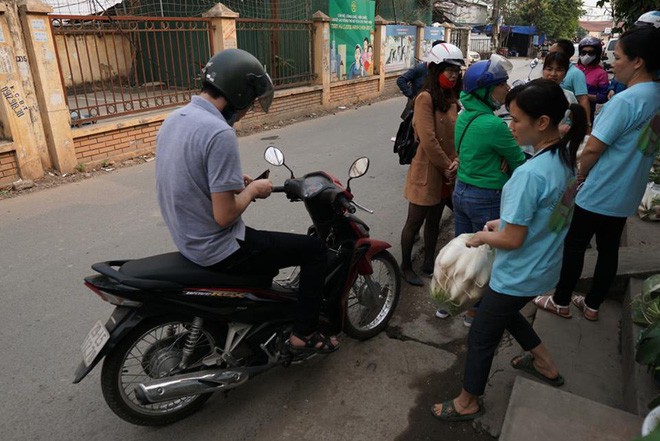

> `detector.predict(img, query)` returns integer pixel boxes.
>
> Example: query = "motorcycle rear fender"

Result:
[355,238,391,275]
[73,306,146,384]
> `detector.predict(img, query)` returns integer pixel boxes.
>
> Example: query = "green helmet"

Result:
[201,49,274,113]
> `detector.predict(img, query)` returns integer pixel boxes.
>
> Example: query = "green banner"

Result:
[329,0,376,81]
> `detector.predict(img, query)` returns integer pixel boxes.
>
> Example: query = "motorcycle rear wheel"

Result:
[344,250,401,340]
[100,316,223,426]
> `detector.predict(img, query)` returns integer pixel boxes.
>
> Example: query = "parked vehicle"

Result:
[468,50,481,65]
[73,147,401,426]
[602,37,618,70]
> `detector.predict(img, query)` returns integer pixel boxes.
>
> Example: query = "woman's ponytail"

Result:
[558,103,587,170]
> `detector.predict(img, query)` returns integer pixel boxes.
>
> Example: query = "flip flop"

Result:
[511,354,564,387]
[533,295,572,318]
[430,399,484,422]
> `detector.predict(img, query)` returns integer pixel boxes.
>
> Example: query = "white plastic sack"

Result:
[430,234,495,315]
[638,182,660,221]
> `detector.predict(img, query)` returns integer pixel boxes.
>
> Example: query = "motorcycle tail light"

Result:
[84,282,142,307]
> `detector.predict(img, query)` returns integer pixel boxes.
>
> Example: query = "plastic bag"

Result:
[430,234,495,315]
[638,182,660,221]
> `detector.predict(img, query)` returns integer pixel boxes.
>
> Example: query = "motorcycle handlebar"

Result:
[272,186,286,193]
[338,196,356,214]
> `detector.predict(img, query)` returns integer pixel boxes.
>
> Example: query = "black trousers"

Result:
[209,227,327,335]
[463,287,541,396]
[552,204,627,310]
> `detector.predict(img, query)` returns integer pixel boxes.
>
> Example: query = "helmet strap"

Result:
[221,104,239,127]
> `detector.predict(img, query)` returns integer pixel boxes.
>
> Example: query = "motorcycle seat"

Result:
[118,252,276,289]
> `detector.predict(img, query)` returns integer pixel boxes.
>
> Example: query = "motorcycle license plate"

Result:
[81,321,110,367]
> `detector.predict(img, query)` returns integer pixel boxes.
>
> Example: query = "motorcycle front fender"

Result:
[73,306,146,384]
[355,238,391,275]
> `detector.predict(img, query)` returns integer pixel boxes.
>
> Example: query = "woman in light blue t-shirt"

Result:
[535,25,660,322]
[431,79,588,421]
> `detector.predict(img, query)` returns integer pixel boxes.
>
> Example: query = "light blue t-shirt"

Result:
[561,64,588,97]
[156,96,246,266]
[490,149,577,297]
[577,82,660,217]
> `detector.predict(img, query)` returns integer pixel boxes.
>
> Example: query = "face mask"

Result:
[438,73,456,90]
[580,54,596,65]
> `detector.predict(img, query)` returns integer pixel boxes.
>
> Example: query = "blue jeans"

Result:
[452,180,502,236]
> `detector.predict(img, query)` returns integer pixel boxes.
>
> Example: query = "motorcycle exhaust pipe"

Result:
[135,366,265,405]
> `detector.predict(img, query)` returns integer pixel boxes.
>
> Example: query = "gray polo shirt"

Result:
[156,96,245,266]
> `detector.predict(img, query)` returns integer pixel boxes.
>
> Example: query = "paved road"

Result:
[0,59,532,441]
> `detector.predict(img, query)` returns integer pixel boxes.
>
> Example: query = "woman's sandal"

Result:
[286,331,340,354]
[572,295,599,321]
[430,398,484,422]
[511,354,565,387]
[533,295,572,319]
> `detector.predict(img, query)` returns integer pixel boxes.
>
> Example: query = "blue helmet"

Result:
[463,54,512,93]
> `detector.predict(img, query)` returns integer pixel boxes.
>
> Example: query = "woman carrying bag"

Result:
[400,43,464,286]
[431,79,587,421]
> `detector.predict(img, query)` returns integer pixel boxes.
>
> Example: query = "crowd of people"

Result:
[151,5,659,426]
[395,13,659,421]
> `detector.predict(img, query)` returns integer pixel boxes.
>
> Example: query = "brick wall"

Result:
[73,121,161,167]
[239,89,323,127]
[0,151,19,185]
[384,74,402,96]
[329,78,380,103]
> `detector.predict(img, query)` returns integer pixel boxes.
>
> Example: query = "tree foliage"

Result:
[596,0,660,31]
[504,0,584,39]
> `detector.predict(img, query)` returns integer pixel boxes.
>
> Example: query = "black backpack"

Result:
[393,109,418,165]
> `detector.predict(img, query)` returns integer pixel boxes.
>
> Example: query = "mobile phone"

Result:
[255,169,270,180]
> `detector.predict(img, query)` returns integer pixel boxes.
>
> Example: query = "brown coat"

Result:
[404,91,458,206]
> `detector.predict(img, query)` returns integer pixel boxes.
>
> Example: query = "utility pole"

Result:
[491,0,500,52]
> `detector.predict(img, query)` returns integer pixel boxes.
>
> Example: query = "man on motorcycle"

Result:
[155,48,339,354]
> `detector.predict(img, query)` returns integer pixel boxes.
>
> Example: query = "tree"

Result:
[596,0,660,31]
[506,0,584,39]
[576,26,588,40]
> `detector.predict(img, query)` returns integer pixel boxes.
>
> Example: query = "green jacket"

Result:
[454,90,525,190]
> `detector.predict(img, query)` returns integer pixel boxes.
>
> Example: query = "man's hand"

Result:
[248,179,273,200]
[243,174,253,187]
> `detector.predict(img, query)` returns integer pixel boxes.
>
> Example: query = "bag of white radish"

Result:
[430,234,495,315]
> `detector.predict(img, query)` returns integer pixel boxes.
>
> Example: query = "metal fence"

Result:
[236,18,315,88]
[49,15,213,126]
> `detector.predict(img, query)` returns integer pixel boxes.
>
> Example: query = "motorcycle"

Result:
[73,146,402,426]
[511,57,539,88]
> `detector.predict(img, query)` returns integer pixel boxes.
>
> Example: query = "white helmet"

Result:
[635,11,660,28]
[425,42,465,67]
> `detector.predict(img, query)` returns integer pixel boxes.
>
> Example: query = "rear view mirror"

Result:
[349,157,369,178]
[264,145,284,166]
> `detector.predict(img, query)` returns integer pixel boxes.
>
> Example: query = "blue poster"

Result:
[384,25,417,72]
[421,27,445,60]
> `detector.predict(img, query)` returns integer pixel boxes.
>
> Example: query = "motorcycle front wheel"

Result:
[100,316,223,426]
[344,250,401,340]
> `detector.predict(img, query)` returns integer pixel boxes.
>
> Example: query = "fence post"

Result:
[19,0,76,174]
[414,21,425,61]
[312,11,330,105]
[203,3,239,54]
[374,15,388,92]
[0,1,44,180]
